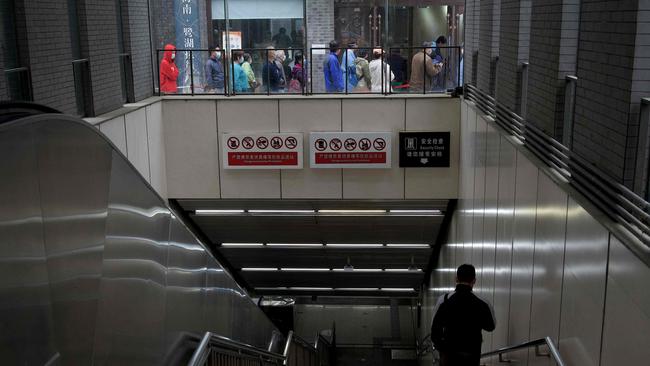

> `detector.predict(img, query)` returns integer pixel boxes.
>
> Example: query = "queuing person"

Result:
[323,40,344,93]
[354,48,371,92]
[369,48,394,93]
[432,35,447,90]
[409,42,442,92]
[204,47,225,93]
[241,53,257,90]
[388,48,407,83]
[274,49,288,92]
[272,27,292,49]
[289,51,305,92]
[262,47,284,92]
[431,264,495,366]
[342,39,358,90]
[160,44,179,93]
[231,51,249,93]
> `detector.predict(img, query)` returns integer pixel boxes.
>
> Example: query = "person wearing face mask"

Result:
[160,44,179,93]
[204,47,225,93]
[231,51,250,93]
[274,49,288,92]
[409,42,442,93]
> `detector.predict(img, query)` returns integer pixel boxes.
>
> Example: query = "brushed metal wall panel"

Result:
[558,198,608,366]
[35,121,112,365]
[528,172,568,366]
[92,153,171,365]
[507,151,539,366]
[491,136,517,350]
[0,123,57,365]
[472,115,487,274]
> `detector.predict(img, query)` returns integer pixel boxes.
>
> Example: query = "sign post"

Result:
[398,132,450,168]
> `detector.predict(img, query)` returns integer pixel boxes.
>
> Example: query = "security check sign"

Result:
[223,133,303,169]
[310,132,392,168]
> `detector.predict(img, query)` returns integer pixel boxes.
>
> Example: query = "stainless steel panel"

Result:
[92,153,171,365]
[165,215,207,356]
[0,123,57,364]
[508,150,539,366]
[558,198,608,366]
[492,136,517,350]
[35,121,113,365]
[472,116,487,274]
[204,256,234,338]
[600,236,650,365]
[528,172,568,366]
[480,123,500,356]
[458,105,477,266]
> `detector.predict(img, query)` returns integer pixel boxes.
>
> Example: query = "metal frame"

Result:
[480,337,565,366]
[188,333,287,366]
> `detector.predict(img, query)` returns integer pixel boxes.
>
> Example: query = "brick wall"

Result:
[14,0,77,114]
[306,0,335,93]
[121,0,154,101]
[526,0,579,139]
[573,0,645,187]
[478,0,500,94]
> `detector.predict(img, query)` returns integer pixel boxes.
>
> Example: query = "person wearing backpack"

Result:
[430,264,495,366]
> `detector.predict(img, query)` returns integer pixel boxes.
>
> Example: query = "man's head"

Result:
[329,40,340,55]
[211,47,221,60]
[372,48,383,60]
[423,41,433,56]
[456,264,476,287]
[436,36,448,47]
[279,27,286,35]
[266,46,275,60]
[347,39,358,49]
[275,49,285,61]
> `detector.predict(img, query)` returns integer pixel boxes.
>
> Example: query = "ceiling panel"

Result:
[242,271,423,288]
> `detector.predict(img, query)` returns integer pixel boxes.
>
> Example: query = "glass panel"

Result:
[334,0,386,48]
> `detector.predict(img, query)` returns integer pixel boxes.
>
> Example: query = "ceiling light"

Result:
[195,209,245,215]
[318,210,387,214]
[332,268,383,272]
[389,210,442,214]
[385,244,431,248]
[241,268,278,271]
[280,268,330,272]
[384,268,422,272]
[288,287,333,291]
[221,243,264,247]
[327,244,384,248]
[379,288,416,292]
[266,243,324,247]
[247,210,316,213]
[335,288,380,291]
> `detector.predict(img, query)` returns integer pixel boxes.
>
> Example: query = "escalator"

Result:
[0,103,281,365]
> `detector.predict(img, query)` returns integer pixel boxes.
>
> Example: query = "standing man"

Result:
[205,47,225,93]
[342,39,358,90]
[323,40,344,93]
[431,264,495,366]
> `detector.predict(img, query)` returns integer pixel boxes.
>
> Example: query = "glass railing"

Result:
[156,46,462,96]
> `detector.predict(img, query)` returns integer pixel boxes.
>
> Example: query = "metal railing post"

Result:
[635,98,650,198]
[562,75,578,149]
[520,62,529,119]
[189,50,195,95]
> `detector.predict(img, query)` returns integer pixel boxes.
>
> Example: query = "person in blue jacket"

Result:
[262,47,284,93]
[323,40,344,93]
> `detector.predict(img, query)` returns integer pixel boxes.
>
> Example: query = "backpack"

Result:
[347,64,358,87]
[288,79,302,93]
[431,293,450,352]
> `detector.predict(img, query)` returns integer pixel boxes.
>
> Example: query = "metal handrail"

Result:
[480,337,565,366]
[188,332,286,366]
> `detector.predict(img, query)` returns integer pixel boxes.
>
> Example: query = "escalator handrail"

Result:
[188,332,286,366]
[480,337,565,366]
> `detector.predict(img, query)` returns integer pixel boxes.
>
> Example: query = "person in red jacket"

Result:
[160,44,179,93]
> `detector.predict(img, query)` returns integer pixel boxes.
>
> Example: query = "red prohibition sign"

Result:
[227,137,240,149]
[315,138,327,151]
[330,138,342,151]
[359,138,371,151]
[344,138,357,151]
[271,136,283,149]
[242,136,255,149]
[373,138,387,151]
[285,136,298,149]
[256,136,269,149]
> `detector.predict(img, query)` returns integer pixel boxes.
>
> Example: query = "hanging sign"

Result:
[223,133,303,169]
[399,132,450,167]
[310,132,392,168]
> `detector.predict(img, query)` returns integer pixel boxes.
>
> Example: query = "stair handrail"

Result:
[188,332,286,366]
[480,337,565,366]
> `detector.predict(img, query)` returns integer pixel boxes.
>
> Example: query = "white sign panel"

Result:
[310,132,392,169]
[222,132,303,169]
